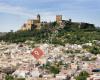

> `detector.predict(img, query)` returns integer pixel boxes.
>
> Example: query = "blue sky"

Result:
[0,0,100,32]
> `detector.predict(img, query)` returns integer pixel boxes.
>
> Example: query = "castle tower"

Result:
[37,14,40,23]
[56,15,62,24]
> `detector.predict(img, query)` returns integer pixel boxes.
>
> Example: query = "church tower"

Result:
[37,14,40,23]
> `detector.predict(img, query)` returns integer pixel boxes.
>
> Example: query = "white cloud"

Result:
[0,1,99,26]
[0,2,63,21]
[0,3,34,17]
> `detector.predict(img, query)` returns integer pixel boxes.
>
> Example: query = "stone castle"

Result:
[20,14,95,31]
[21,14,41,30]
[21,14,63,31]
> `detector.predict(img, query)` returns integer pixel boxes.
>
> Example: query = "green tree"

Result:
[75,71,89,80]
[49,66,60,74]
[5,75,14,80]
[90,46,100,55]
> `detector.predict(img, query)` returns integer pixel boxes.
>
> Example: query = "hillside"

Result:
[0,21,100,46]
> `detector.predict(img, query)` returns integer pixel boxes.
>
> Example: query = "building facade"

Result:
[21,14,41,31]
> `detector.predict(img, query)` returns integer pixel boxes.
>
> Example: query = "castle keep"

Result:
[21,14,41,31]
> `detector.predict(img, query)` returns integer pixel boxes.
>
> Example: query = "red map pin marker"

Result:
[31,48,44,60]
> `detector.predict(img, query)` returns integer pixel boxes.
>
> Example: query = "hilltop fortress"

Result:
[21,14,95,31]
[21,14,63,31]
